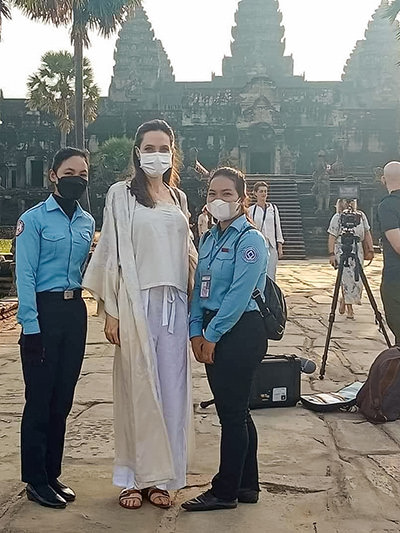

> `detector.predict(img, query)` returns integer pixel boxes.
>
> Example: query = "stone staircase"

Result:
[247,176,306,260]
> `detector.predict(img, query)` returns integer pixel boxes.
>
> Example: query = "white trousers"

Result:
[113,286,189,491]
[267,246,279,281]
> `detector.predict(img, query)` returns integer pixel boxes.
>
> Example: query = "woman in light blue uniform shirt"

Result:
[182,167,268,512]
[16,147,94,509]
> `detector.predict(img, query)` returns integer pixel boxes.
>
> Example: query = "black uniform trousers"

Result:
[381,279,400,346]
[20,293,87,486]
[204,310,266,501]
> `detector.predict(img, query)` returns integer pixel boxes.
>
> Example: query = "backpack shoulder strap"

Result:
[199,229,212,249]
[234,225,254,251]
[272,204,277,241]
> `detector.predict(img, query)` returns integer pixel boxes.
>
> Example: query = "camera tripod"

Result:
[319,231,392,379]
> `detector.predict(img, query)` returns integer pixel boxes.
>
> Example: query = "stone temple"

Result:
[0,0,399,256]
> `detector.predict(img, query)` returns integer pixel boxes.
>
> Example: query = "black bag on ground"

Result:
[249,355,301,409]
[300,382,364,413]
[252,276,287,341]
[356,346,400,423]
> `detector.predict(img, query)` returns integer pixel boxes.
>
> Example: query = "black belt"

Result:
[37,289,83,301]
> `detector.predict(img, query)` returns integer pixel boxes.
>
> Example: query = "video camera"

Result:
[338,182,362,231]
[340,209,362,230]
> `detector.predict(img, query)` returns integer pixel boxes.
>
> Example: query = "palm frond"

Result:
[71,0,141,45]
[0,1,11,19]
[0,0,11,41]
[386,0,400,23]
[13,0,72,25]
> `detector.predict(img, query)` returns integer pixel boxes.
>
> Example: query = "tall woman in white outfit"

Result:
[83,120,195,510]
[250,181,284,280]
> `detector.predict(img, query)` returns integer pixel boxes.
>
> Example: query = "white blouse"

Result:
[132,201,189,292]
[251,204,284,249]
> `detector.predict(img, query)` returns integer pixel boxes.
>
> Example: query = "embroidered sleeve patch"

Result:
[15,219,25,236]
[242,246,259,263]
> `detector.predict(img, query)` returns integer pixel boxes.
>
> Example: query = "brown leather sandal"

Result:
[119,489,143,509]
[144,487,171,509]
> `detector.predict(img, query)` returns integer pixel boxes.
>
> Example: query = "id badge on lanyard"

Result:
[200,271,212,299]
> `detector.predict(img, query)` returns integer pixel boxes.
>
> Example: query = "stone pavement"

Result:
[0,259,399,533]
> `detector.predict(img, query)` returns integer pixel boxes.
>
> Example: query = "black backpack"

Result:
[356,347,400,423]
[237,226,287,341]
[252,276,287,341]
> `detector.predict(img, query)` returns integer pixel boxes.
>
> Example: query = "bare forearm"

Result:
[328,235,336,254]
[385,229,400,255]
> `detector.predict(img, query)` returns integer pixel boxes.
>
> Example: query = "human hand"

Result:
[199,338,216,365]
[191,336,204,361]
[277,243,284,259]
[19,333,44,362]
[329,255,337,268]
[104,313,120,346]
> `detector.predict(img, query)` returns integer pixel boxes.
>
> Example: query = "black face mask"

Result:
[57,176,88,200]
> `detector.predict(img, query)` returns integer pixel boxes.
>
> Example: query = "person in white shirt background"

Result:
[250,181,284,281]
[197,205,213,238]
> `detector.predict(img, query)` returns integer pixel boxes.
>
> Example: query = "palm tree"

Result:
[27,50,100,148]
[14,0,141,149]
[0,0,11,41]
[94,135,134,184]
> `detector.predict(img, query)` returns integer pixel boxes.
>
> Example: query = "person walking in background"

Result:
[16,147,95,509]
[83,119,195,511]
[250,181,284,280]
[182,167,268,512]
[327,198,373,320]
[197,205,213,238]
[378,161,400,345]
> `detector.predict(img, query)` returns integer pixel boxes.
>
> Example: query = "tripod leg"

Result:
[356,257,392,348]
[319,258,345,379]
[200,399,215,409]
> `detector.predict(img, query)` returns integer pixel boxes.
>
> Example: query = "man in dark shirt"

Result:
[378,161,400,345]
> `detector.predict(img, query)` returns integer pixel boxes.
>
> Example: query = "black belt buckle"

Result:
[63,290,75,300]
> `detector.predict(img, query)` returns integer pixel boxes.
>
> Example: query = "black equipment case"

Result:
[249,355,301,409]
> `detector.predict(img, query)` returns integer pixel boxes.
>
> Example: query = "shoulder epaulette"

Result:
[22,201,45,216]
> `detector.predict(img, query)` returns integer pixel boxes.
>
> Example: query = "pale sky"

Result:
[0,0,386,98]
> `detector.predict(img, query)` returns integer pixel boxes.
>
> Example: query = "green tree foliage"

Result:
[27,50,100,148]
[92,136,134,190]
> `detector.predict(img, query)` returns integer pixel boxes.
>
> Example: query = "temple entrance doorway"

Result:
[250,152,272,173]
[31,160,44,187]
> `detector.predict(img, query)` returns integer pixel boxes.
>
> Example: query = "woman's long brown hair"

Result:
[129,119,180,207]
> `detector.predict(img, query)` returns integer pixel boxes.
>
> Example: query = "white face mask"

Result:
[139,151,172,178]
[206,198,242,222]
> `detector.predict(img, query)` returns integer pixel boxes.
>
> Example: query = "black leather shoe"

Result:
[181,490,237,512]
[49,479,76,502]
[26,484,67,509]
[238,488,259,503]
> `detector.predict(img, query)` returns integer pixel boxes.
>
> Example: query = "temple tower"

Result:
[222,0,294,84]
[109,7,174,103]
[342,0,400,107]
